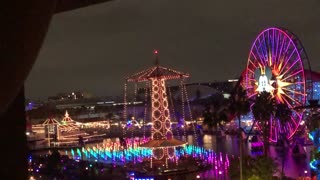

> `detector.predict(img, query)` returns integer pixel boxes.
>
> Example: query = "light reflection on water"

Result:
[190,134,311,179]
[85,134,311,179]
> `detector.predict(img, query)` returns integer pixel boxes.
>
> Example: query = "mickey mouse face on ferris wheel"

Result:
[254,66,272,81]
[254,66,273,93]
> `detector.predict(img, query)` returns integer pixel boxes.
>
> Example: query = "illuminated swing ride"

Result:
[124,50,196,168]
[64,50,230,178]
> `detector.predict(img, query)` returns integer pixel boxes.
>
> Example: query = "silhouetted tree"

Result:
[46,150,62,178]
[252,91,276,156]
[229,86,250,180]
[229,155,278,180]
[202,93,229,133]
[274,103,292,178]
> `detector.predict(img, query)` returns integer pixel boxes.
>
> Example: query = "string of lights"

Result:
[133,83,137,119]
[168,86,179,137]
[124,50,190,162]
[180,79,187,138]
[143,81,150,139]
[151,78,163,141]
[131,83,138,140]
[123,82,127,137]
[126,65,189,82]
[183,83,198,145]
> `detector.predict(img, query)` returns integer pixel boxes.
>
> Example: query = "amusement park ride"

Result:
[29,111,110,148]
[125,50,190,168]
[59,27,319,179]
[244,27,311,143]
[244,27,320,178]
[27,27,320,179]
[60,51,230,179]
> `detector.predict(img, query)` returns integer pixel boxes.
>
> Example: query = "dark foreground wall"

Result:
[0,88,28,179]
[1,1,112,178]
[1,2,56,179]
[0,1,56,113]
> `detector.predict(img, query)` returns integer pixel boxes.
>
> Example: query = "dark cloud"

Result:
[26,0,320,99]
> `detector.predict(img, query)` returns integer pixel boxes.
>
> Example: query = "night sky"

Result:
[26,0,320,99]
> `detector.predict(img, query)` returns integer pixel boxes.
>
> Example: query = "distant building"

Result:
[305,70,320,101]
[25,100,44,111]
[52,98,115,110]
[48,91,92,101]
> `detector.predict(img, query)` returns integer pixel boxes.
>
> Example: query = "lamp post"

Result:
[47,125,51,147]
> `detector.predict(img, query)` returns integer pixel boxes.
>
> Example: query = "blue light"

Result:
[310,160,317,170]
[127,120,132,127]
[309,133,314,141]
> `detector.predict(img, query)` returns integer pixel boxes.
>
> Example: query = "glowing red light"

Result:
[154,49,158,54]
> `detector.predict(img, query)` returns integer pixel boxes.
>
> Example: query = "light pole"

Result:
[47,126,50,147]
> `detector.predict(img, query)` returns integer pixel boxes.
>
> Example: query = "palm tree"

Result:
[203,106,215,132]
[229,86,250,180]
[202,93,229,133]
[202,103,229,134]
[202,103,229,155]
[275,103,292,178]
[252,91,276,156]
[275,103,292,145]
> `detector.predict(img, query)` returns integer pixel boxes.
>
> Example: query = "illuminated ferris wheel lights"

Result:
[245,27,308,142]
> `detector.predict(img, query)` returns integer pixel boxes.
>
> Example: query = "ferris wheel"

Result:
[245,27,310,142]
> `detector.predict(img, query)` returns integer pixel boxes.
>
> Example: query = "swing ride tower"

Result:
[125,50,188,167]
